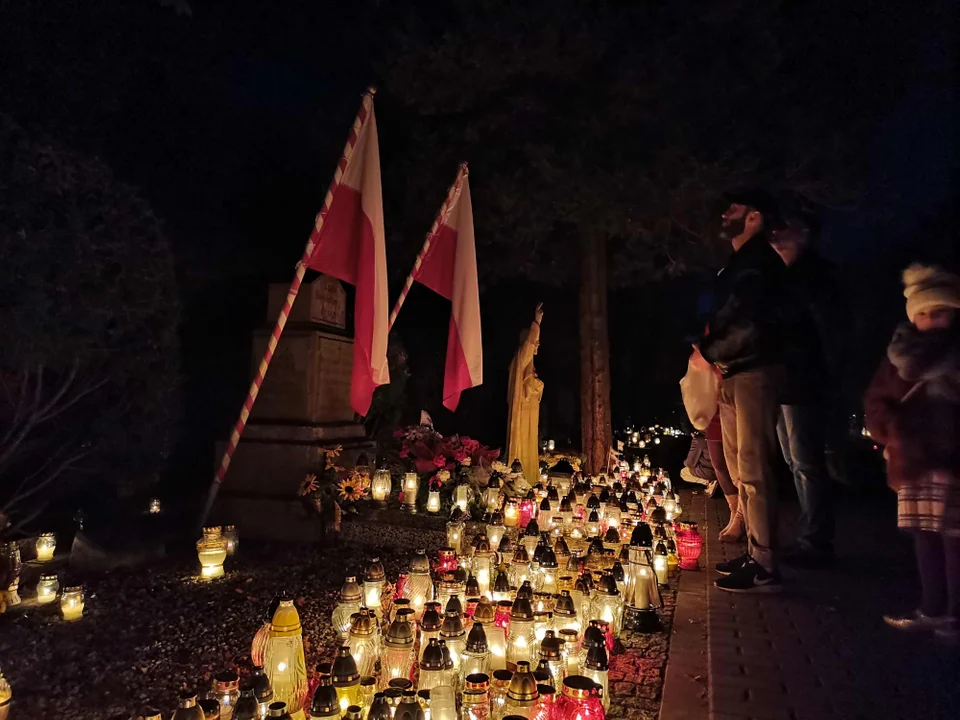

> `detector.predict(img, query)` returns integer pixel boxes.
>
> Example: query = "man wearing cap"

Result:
[691,189,789,593]
[770,206,845,568]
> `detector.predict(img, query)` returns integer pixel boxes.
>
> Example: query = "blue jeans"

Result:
[777,404,834,554]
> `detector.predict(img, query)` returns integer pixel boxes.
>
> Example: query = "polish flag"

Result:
[304,95,389,416]
[413,166,483,411]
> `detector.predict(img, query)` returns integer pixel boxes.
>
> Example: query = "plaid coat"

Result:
[865,357,960,533]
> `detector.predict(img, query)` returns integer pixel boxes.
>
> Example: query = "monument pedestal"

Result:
[213,277,376,541]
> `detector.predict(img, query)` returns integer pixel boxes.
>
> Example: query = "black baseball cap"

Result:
[722,188,783,226]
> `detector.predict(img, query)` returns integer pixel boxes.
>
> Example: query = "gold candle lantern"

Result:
[196,526,227,580]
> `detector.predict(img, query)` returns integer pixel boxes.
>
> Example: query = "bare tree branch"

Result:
[5,448,91,510]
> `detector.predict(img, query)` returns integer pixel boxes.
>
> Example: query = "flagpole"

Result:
[388,162,468,330]
[197,89,377,530]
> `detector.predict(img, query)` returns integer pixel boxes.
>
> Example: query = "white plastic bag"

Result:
[679,357,719,430]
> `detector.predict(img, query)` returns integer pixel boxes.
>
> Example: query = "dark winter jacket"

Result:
[699,235,788,378]
[780,249,847,404]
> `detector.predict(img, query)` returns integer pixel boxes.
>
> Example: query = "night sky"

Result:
[1,0,955,493]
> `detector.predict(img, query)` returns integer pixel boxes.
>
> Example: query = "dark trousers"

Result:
[777,404,834,554]
[913,530,960,619]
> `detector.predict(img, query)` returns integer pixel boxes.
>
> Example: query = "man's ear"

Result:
[746,210,764,230]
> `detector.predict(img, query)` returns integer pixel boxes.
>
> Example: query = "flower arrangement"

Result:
[297,444,371,532]
[393,423,500,515]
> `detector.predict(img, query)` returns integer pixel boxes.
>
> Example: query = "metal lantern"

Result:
[196,527,227,580]
[402,473,420,513]
[381,616,415,690]
[309,669,341,720]
[264,599,308,715]
[35,533,56,562]
[371,464,393,504]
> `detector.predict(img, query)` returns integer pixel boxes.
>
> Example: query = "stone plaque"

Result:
[266,276,346,330]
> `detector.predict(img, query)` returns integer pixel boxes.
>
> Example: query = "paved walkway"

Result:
[660,487,960,720]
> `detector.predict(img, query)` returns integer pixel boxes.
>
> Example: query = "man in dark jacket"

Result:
[691,188,789,593]
[771,208,844,567]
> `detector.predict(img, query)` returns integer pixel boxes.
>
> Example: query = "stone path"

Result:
[661,487,960,720]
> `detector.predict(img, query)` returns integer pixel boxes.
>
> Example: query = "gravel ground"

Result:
[1,529,678,720]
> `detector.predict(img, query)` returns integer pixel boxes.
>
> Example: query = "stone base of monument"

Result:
[212,421,375,542]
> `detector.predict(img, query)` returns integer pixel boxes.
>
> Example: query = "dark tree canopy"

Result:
[378,0,929,285]
[0,116,180,534]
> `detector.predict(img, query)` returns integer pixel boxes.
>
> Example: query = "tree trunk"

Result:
[579,234,613,475]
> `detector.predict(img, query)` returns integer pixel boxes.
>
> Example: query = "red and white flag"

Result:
[304,96,389,416]
[410,166,482,411]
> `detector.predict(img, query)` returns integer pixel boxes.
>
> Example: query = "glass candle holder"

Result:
[507,598,537,666]
[589,573,624,638]
[454,482,472,514]
[654,542,669,586]
[582,643,609,711]
[402,473,420,513]
[484,478,502,512]
[347,608,381,679]
[332,647,362,716]
[536,631,565,692]
[439,611,467,679]
[381,617,416,690]
[503,499,519,528]
[222,526,239,556]
[36,573,59,605]
[403,552,435,620]
[265,600,308,715]
[553,676,604,720]
[197,526,228,579]
[372,466,393,504]
[417,639,448,693]
[503,661,539,719]
[427,490,442,514]
[489,670,512,720]
[446,521,465,555]
[519,498,535,529]
[212,670,240,720]
[35,533,56,562]
[364,557,386,617]
[60,586,84,621]
[333,576,363,642]
[557,629,580,676]
[461,622,490,681]
[460,673,490,720]
[148,497,162,514]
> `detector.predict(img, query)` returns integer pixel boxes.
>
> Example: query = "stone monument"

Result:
[214,276,375,541]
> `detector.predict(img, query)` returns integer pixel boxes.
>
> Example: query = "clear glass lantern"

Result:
[381,616,416,690]
[583,643,609,711]
[507,598,537,666]
[347,608,381,679]
[557,629,580,677]
[36,573,59,605]
[503,498,519,528]
[460,672,490,720]
[420,603,444,650]
[372,465,393,504]
[427,490,442,513]
[473,599,507,671]
[454,481,472,514]
[333,576,364,642]
[331,647,362,716]
[196,527,227,580]
[535,631,565,697]
[654,542,669,586]
[364,557,386,617]
[536,548,559,595]
[439,611,467,677]
[264,599,308,715]
[60,585,84,621]
[35,532,56,562]
[486,514,506,549]
[538,499,553,532]
[417,639,449,693]
[402,473,420,513]
[552,591,582,637]
[489,670,512,720]
[483,477,502,512]
[446,520,465,554]
[402,550,435,619]
[212,670,240,720]
[222,526,239,556]
[461,622,490,681]
[309,669,341,720]
[589,572,624,638]
[509,545,531,590]
[503,661,539,719]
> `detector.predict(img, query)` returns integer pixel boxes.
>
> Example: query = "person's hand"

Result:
[690,344,711,371]
[534,303,544,324]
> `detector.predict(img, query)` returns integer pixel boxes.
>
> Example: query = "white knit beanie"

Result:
[903,264,960,322]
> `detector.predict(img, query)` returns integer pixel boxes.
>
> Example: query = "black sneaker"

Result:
[715,552,750,576]
[715,558,783,594]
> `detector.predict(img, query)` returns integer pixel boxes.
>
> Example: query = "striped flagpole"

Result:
[198,89,376,529]
[388,162,468,330]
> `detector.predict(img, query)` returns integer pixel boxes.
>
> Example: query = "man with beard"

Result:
[691,189,789,593]
[770,206,844,568]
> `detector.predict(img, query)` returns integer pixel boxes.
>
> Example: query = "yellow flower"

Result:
[338,475,367,501]
[299,474,319,497]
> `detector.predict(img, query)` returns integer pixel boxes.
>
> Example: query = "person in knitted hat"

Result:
[865,263,960,642]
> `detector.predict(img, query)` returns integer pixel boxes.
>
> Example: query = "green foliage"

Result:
[0,116,180,533]
[378,0,923,286]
